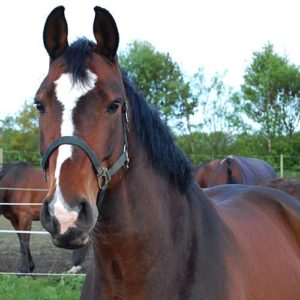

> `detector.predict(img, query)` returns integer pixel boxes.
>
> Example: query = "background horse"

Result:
[37,6,300,299]
[206,155,277,187]
[260,178,300,201]
[193,159,221,188]
[0,162,89,273]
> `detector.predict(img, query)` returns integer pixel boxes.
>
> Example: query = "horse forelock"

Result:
[64,38,95,87]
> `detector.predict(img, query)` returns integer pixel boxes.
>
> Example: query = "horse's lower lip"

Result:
[52,235,90,249]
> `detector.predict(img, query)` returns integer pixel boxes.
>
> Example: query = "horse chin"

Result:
[51,228,90,249]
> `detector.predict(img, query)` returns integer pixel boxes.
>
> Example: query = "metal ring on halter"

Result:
[97,167,111,191]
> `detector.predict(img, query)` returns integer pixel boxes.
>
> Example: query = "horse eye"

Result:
[35,101,46,114]
[107,99,121,114]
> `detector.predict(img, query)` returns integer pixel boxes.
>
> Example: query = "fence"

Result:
[190,153,300,178]
[0,186,86,277]
[0,148,40,168]
[2,148,300,178]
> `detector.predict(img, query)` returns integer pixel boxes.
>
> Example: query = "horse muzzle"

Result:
[40,196,97,249]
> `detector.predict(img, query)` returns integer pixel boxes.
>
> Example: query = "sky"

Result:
[1,0,300,120]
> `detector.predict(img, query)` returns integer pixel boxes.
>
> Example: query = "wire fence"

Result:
[0,187,48,191]
[0,272,85,277]
[0,189,87,277]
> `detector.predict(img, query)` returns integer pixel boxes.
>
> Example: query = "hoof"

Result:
[67,265,82,274]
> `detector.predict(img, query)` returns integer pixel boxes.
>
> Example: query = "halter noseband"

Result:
[41,100,129,208]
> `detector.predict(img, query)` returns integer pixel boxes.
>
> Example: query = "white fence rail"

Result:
[0,272,85,276]
[0,190,85,276]
[0,187,48,191]
[0,229,49,235]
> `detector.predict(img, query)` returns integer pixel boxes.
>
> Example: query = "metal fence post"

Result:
[0,148,3,169]
[280,154,284,178]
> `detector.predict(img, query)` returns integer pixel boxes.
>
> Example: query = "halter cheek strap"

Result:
[41,100,129,209]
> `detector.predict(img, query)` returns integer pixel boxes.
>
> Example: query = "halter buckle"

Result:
[97,167,111,191]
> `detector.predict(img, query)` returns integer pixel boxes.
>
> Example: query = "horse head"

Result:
[36,6,129,249]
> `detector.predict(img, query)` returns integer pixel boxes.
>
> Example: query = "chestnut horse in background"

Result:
[36,6,300,299]
[193,159,221,188]
[195,155,277,187]
[260,178,300,202]
[0,163,89,273]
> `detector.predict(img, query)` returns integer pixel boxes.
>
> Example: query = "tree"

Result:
[234,43,300,152]
[119,40,194,126]
[190,68,237,158]
[0,100,39,163]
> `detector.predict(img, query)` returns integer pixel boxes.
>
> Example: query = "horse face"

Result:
[35,6,126,249]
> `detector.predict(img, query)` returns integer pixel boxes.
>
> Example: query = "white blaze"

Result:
[50,70,97,234]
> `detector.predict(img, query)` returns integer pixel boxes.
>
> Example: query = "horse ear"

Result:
[93,6,119,61]
[43,6,68,61]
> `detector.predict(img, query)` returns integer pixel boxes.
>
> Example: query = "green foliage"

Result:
[0,100,39,164]
[119,40,194,125]
[188,69,245,155]
[0,275,84,300]
[176,130,300,177]
[176,131,233,163]
[190,69,239,133]
[234,43,300,151]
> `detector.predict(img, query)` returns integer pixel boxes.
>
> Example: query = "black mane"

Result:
[64,38,193,191]
[121,71,192,191]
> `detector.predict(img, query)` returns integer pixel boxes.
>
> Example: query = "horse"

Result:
[0,162,89,273]
[260,178,300,201]
[193,159,221,188]
[206,155,277,187]
[36,6,300,299]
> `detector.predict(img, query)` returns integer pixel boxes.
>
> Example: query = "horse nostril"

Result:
[77,199,94,228]
[40,198,58,234]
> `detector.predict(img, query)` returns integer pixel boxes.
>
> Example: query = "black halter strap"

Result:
[41,100,129,209]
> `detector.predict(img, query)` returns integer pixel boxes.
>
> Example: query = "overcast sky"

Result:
[1,0,300,120]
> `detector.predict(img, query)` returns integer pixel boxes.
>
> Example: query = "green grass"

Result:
[281,170,300,179]
[0,275,84,300]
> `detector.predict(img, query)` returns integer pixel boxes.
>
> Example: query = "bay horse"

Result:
[207,155,277,187]
[0,162,89,273]
[193,159,221,188]
[37,6,300,299]
[260,178,300,202]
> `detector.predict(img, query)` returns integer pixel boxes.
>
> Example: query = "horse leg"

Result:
[11,220,35,273]
[67,243,89,274]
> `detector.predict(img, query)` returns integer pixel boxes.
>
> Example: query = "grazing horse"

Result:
[260,178,300,202]
[37,6,300,299]
[0,162,89,273]
[193,159,221,188]
[207,155,277,187]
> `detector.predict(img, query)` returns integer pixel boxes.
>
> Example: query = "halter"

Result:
[41,99,129,209]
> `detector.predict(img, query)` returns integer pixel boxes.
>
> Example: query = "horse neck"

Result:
[95,147,189,243]
[88,149,230,298]
[89,145,201,296]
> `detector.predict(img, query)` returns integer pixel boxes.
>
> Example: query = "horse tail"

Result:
[226,157,238,184]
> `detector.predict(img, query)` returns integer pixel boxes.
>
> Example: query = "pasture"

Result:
[0,217,90,299]
[0,275,83,300]
[0,216,91,274]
